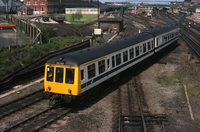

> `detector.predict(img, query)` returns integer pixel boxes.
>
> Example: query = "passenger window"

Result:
[98,60,105,74]
[157,38,159,46]
[107,59,110,69]
[81,69,85,81]
[140,46,143,54]
[143,43,146,53]
[116,53,121,66]
[135,46,139,56]
[47,66,54,82]
[148,42,151,50]
[123,50,128,62]
[162,36,164,43]
[164,36,167,41]
[55,67,64,83]
[88,63,96,79]
[129,48,134,59]
[112,56,115,68]
[151,41,154,49]
[65,68,74,84]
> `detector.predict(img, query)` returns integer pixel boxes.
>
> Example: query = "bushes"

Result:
[41,27,56,43]
[0,36,84,79]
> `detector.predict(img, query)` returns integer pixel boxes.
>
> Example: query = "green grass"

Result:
[157,71,175,86]
[187,85,200,103]
[157,68,200,104]
[0,36,84,79]
[64,14,98,23]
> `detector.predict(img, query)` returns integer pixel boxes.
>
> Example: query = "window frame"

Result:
[129,48,134,59]
[55,67,64,83]
[123,50,128,62]
[81,69,85,81]
[116,53,121,66]
[135,46,139,56]
[87,63,96,79]
[98,60,105,74]
[46,66,54,82]
[65,68,75,84]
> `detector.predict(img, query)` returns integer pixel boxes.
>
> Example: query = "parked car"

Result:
[0,23,16,30]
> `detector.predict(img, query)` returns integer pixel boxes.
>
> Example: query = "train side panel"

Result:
[80,38,155,94]
[155,28,179,52]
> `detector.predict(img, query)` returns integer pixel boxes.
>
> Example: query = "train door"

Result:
[80,65,87,92]
[107,58,111,71]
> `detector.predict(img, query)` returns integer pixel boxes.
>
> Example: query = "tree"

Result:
[70,13,75,21]
[75,10,82,21]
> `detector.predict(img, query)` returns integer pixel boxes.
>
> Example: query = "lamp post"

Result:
[98,0,99,28]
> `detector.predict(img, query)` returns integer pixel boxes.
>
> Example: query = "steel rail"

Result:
[3,102,59,132]
[0,90,43,120]
[135,77,147,132]
[181,32,200,60]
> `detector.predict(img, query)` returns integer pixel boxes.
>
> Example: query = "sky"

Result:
[100,0,184,2]
[19,0,184,3]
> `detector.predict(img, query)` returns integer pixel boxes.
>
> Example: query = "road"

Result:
[0,29,27,47]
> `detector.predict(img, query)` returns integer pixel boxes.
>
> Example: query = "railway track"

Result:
[117,73,168,132]
[0,89,44,120]
[0,91,71,132]
[180,31,200,60]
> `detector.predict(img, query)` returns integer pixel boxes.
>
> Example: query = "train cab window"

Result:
[129,48,134,59]
[65,68,74,84]
[143,43,146,53]
[47,66,54,82]
[112,56,115,68]
[116,53,121,66]
[98,60,105,74]
[55,67,64,83]
[148,42,151,51]
[107,59,110,69]
[135,46,139,56]
[81,69,85,81]
[123,51,128,62]
[88,63,96,79]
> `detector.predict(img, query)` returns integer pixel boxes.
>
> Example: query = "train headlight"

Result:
[47,86,51,91]
[68,89,71,93]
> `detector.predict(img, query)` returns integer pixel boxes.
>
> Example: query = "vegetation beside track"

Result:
[0,16,7,23]
[63,14,98,23]
[0,34,84,79]
[157,67,200,103]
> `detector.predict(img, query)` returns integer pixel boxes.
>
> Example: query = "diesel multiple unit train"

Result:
[44,25,179,103]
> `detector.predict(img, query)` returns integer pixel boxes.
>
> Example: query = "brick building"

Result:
[23,0,93,15]
[17,4,33,15]
[23,0,53,15]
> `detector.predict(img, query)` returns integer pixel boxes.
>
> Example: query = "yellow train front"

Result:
[44,56,81,103]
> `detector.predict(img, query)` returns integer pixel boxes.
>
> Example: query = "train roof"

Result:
[151,25,178,36]
[47,25,178,66]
